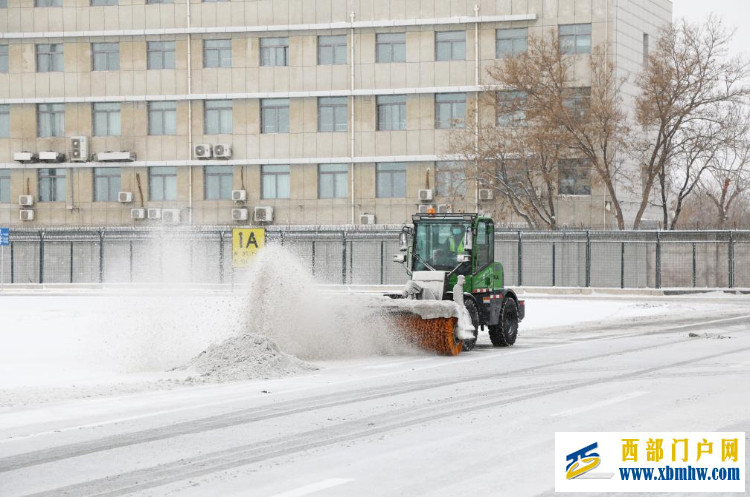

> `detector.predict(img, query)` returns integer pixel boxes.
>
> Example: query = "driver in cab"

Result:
[434,223,466,266]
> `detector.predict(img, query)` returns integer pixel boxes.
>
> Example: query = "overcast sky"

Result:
[672,0,750,57]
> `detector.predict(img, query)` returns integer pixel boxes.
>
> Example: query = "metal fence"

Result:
[0,227,748,289]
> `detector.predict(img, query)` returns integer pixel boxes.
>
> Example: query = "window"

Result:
[202,0,228,2]
[377,95,406,131]
[0,105,8,137]
[376,163,406,198]
[148,101,177,135]
[261,98,289,134]
[204,100,233,135]
[35,0,61,6]
[643,33,650,67]
[147,0,173,4]
[0,0,6,7]
[558,159,591,195]
[91,43,119,71]
[563,88,591,118]
[204,165,233,200]
[203,39,232,68]
[149,166,177,201]
[318,35,347,65]
[38,168,66,202]
[435,31,465,61]
[260,37,289,66]
[38,103,65,137]
[91,0,118,5]
[147,41,175,70]
[376,33,406,63]
[497,159,528,194]
[0,45,7,73]
[435,93,466,129]
[436,161,467,197]
[559,24,592,54]
[474,220,493,270]
[496,28,528,58]
[496,91,527,126]
[93,167,121,202]
[261,165,290,199]
[0,169,9,203]
[318,97,347,132]
[318,164,347,199]
[36,44,63,72]
[92,102,121,136]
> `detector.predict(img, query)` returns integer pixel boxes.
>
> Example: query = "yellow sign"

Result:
[232,228,265,267]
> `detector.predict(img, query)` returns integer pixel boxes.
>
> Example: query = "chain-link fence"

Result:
[0,227,748,289]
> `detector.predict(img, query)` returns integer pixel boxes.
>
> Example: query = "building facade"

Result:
[0,0,672,228]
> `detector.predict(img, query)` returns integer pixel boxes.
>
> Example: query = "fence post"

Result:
[10,241,14,284]
[341,234,347,284]
[218,232,225,284]
[655,231,662,289]
[728,231,734,289]
[585,230,591,287]
[39,231,44,284]
[620,242,625,289]
[552,243,556,287]
[380,240,385,285]
[99,231,104,284]
[517,231,523,286]
[692,242,697,288]
[69,242,74,284]
[311,240,316,276]
[129,240,133,283]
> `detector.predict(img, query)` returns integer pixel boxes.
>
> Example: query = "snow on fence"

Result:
[0,227,748,289]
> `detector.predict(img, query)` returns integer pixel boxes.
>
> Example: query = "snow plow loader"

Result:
[386,213,524,356]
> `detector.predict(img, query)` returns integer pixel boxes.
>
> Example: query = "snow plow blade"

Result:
[390,312,462,356]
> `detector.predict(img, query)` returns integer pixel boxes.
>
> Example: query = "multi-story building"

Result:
[0,0,671,228]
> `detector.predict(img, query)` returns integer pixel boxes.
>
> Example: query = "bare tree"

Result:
[701,137,750,228]
[634,17,750,229]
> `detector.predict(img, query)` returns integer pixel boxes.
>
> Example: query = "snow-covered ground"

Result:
[0,248,748,496]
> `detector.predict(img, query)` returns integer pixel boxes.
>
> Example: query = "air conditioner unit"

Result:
[19,195,34,207]
[418,189,433,201]
[231,190,247,202]
[418,204,435,214]
[96,151,136,162]
[147,208,161,220]
[162,209,181,224]
[130,208,146,220]
[13,152,37,163]
[118,192,133,203]
[232,208,249,221]
[253,206,273,223]
[194,144,212,159]
[214,144,232,159]
[70,136,89,162]
[360,214,375,225]
[20,209,35,222]
[437,204,452,213]
[38,151,65,162]
[479,189,494,201]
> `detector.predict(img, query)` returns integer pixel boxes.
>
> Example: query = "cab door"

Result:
[472,220,496,291]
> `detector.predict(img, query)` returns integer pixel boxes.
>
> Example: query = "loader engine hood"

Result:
[402,271,447,300]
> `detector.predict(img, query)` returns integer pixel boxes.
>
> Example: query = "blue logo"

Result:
[566,442,601,479]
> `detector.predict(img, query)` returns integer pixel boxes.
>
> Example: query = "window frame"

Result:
[204,99,233,135]
[37,103,65,138]
[147,41,176,70]
[435,161,467,197]
[260,37,289,67]
[38,168,66,202]
[91,42,119,71]
[203,39,232,69]
[36,43,64,72]
[318,35,347,65]
[0,104,8,138]
[260,98,290,134]
[558,159,592,196]
[90,0,118,5]
[204,165,234,200]
[376,162,407,198]
[35,0,61,7]
[149,166,178,201]
[148,101,177,136]
[318,97,347,133]
[318,163,348,199]
[559,24,592,55]
[0,45,8,73]
[92,102,121,137]
[376,95,407,131]
[435,31,466,61]
[496,90,527,126]
[0,169,10,204]
[496,28,528,58]
[93,167,122,202]
[261,165,291,199]
[376,33,406,63]
[434,93,466,129]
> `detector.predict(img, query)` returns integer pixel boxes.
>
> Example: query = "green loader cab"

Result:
[394,213,525,350]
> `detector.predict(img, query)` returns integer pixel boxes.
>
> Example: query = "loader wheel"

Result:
[462,298,479,351]
[489,298,518,347]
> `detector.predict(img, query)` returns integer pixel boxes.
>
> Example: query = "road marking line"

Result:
[550,390,648,417]
[269,478,353,497]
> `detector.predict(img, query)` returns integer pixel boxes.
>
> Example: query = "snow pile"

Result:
[238,246,418,360]
[179,333,317,382]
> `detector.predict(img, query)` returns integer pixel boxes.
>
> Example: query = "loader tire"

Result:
[461,298,479,351]
[489,297,518,347]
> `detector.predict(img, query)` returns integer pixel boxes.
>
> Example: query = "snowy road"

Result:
[0,295,749,496]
